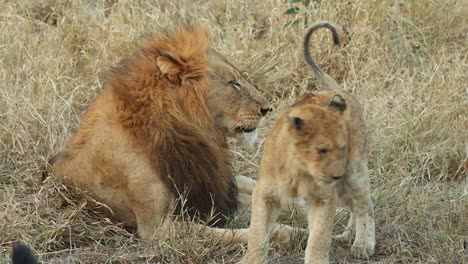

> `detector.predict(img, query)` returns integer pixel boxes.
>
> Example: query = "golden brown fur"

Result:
[242,22,375,264]
[48,26,302,245]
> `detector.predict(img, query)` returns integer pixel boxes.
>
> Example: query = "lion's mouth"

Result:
[234,126,257,133]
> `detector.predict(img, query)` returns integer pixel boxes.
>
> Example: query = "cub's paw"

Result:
[350,240,375,259]
[238,254,266,264]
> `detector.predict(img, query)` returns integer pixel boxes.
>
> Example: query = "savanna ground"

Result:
[0,0,467,263]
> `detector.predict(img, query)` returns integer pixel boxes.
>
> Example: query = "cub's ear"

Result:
[289,116,304,131]
[329,94,346,113]
[156,50,183,82]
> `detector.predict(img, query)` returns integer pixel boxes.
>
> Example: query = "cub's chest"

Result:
[275,171,329,200]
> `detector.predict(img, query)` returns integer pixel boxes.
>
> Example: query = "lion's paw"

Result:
[271,226,308,249]
[333,230,352,242]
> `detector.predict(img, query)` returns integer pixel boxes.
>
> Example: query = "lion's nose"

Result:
[332,175,345,181]
[260,107,273,117]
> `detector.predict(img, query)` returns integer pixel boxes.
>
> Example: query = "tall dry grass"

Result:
[1,0,466,263]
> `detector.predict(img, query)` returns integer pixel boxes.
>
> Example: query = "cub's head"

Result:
[287,94,348,184]
[206,49,272,147]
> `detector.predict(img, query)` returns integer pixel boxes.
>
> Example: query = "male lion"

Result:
[47,26,298,246]
[242,22,376,264]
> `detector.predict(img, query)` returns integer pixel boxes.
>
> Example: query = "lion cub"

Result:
[243,22,375,264]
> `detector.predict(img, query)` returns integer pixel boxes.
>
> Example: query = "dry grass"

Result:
[1,0,467,263]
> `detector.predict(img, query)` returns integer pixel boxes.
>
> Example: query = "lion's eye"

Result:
[318,148,328,156]
[229,80,241,90]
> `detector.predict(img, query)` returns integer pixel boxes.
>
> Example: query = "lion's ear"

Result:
[329,94,346,113]
[156,50,183,83]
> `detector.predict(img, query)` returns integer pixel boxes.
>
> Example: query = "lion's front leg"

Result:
[333,211,355,242]
[126,176,174,240]
[235,175,257,195]
[304,193,337,264]
[236,175,308,218]
[236,192,252,222]
[194,223,250,245]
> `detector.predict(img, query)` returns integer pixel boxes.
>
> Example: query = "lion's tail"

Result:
[12,243,37,264]
[303,21,341,89]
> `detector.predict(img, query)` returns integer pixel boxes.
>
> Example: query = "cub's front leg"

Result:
[305,193,337,264]
[347,167,376,259]
[243,185,280,264]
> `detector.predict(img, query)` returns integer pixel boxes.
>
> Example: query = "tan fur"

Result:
[242,22,375,264]
[47,26,304,245]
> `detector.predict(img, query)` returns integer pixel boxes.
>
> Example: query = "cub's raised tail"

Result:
[303,21,341,89]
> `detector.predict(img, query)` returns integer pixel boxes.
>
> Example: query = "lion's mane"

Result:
[72,26,238,225]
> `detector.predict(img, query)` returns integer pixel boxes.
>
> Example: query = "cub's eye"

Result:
[318,148,328,156]
[229,80,241,90]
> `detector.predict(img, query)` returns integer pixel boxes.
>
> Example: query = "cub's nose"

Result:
[260,107,273,117]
